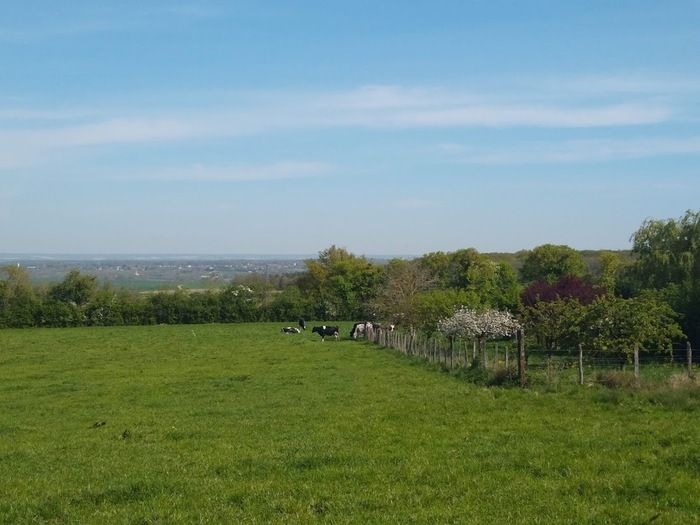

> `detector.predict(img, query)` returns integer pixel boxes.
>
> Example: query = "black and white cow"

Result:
[298,318,306,331]
[311,325,339,341]
[351,321,377,339]
[281,326,301,334]
[350,322,369,339]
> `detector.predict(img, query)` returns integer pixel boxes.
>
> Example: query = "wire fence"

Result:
[364,327,696,386]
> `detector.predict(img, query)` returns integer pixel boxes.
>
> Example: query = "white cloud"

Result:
[0,84,675,169]
[438,136,700,165]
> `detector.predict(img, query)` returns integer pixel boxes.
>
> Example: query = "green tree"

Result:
[417,248,521,309]
[597,251,623,295]
[49,270,97,306]
[413,288,480,333]
[298,246,384,319]
[519,244,586,283]
[628,210,700,344]
[583,295,684,356]
[0,265,38,327]
[520,298,587,350]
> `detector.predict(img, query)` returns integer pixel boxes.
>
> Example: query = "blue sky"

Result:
[1,1,699,255]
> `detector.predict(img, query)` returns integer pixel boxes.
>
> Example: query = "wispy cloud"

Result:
[0,84,677,170]
[437,136,700,165]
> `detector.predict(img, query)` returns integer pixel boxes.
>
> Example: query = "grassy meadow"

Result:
[0,323,699,524]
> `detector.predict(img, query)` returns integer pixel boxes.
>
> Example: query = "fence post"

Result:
[633,344,640,382]
[578,343,584,385]
[494,343,499,370]
[518,329,526,387]
[505,344,509,369]
[688,341,693,377]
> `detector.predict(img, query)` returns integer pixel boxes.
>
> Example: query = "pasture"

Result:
[0,324,698,524]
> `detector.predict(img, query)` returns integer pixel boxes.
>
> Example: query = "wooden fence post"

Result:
[633,344,640,382]
[688,341,693,377]
[518,329,526,387]
[578,343,584,385]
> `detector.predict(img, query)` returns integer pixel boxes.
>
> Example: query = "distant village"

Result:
[0,257,308,290]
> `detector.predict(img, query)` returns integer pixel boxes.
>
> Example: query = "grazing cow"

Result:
[350,322,373,339]
[281,326,301,334]
[312,325,339,341]
[298,318,306,331]
[350,322,364,339]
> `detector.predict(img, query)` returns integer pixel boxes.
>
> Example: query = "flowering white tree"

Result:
[438,307,520,366]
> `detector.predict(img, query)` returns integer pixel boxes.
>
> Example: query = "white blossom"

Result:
[438,307,520,340]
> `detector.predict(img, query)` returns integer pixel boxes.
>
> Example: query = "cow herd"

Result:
[280,318,395,341]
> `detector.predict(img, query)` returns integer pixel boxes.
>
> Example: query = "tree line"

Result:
[1,211,698,346]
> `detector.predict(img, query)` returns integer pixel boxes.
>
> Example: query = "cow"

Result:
[350,321,373,339]
[281,326,301,334]
[350,322,363,339]
[298,318,306,331]
[312,325,339,341]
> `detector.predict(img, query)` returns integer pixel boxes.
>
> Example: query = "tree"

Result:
[519,244,586,283]
[372,259,436,327]
[520,298,587,350]
[522,275,605,307]
[297,246,384,320]
[597,251,624,295]
[583,295,684,356]
[438,307,520,366]
[413,288,480,333]
[49,270,97,306]
[628,210,700,344]
[0,265,38,327]
[418,248,521,309]
[630,210,700,288]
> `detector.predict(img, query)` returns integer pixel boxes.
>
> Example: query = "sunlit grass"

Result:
[0,323,698,523]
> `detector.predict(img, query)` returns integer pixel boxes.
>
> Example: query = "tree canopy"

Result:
[519,244,586,283]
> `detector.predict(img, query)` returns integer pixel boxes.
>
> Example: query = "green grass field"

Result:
[1,324,698,524]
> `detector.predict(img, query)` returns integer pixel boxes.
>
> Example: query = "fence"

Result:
[365,327,696,386]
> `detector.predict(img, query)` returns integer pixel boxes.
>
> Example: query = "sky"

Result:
[1,1,699,256]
